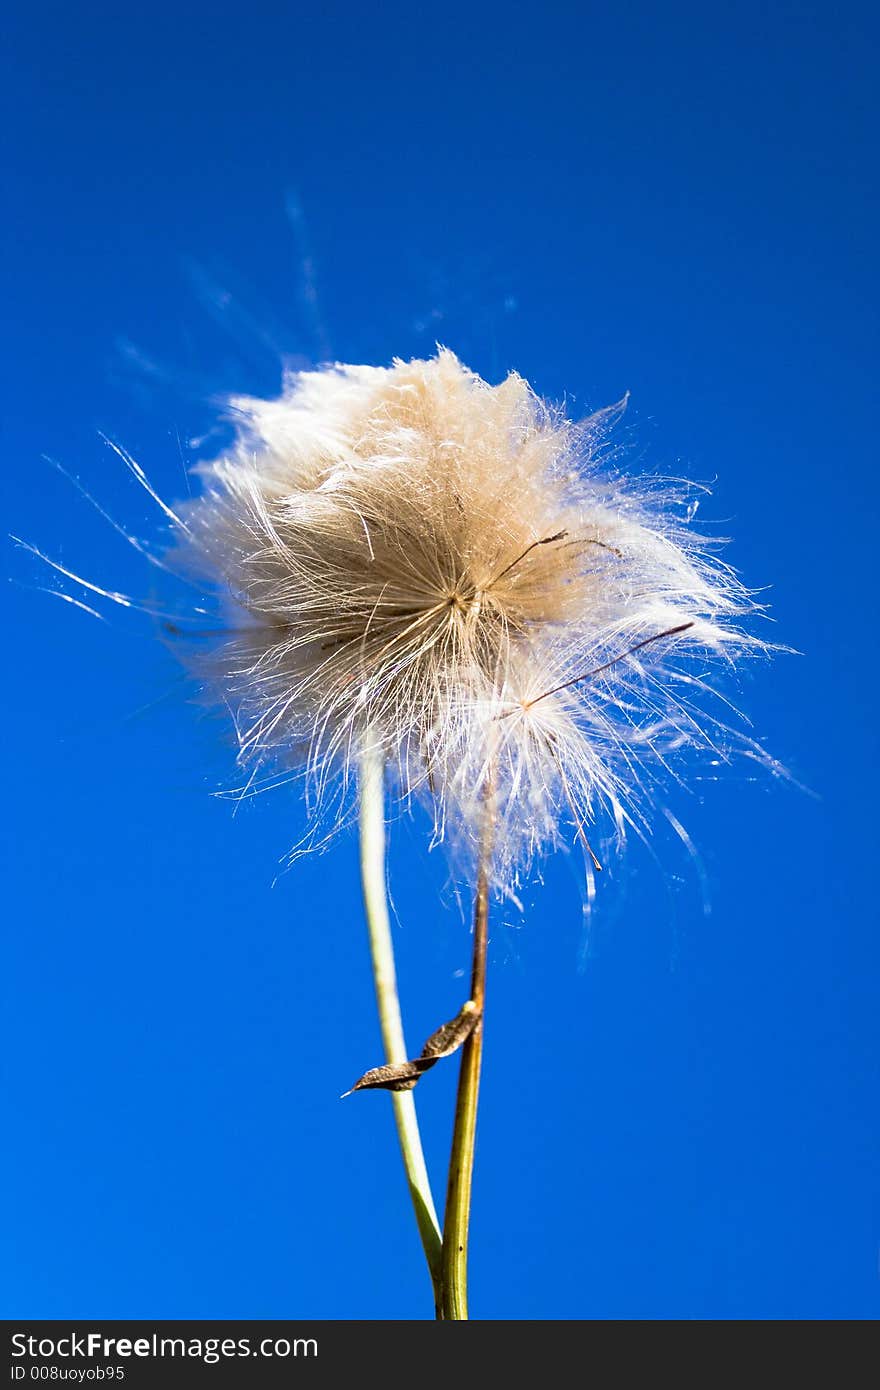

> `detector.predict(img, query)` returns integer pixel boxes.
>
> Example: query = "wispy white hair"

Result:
[168,348,768,892]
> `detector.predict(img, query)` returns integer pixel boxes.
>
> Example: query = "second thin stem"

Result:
[439,812,492,1320]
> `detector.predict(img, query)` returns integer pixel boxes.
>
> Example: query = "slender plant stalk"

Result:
[358,742,443,1298]
[438,805,492,1320]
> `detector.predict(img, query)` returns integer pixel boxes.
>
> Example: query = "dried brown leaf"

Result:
[343,999,483,1096]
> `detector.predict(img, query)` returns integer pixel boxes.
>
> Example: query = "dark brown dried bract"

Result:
[343,1000,482,1096]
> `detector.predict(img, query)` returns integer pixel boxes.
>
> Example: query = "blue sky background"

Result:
[3,1,878,1319]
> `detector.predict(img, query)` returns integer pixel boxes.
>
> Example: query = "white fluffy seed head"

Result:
[174,348,766,892]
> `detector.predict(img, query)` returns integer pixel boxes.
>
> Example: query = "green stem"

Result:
[358,741,443,1299]
[439,822,491,1320]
